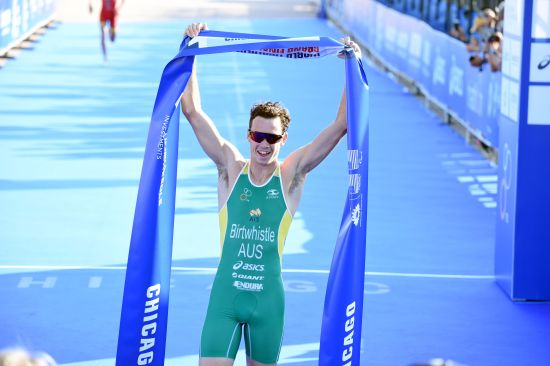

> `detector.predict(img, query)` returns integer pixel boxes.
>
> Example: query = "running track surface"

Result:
[1,18,549,366]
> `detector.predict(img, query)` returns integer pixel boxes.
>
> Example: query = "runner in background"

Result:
[88,0,124,62]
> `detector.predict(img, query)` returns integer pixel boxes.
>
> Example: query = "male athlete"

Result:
[181,23,361,366]
[88,0,124,62]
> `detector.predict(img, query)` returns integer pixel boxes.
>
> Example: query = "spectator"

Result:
[486,32,503,72]
[0,348,56,366]
[466,8,497,69]
[450,19,468,42]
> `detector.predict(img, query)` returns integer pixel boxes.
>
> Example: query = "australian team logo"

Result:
[249,208,262,217]
[249,208,261,222]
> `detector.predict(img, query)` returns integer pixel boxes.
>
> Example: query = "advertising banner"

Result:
[495,0,550,301]
[0,0,56,53]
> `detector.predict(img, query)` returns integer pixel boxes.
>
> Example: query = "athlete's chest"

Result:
[227,175,286,226]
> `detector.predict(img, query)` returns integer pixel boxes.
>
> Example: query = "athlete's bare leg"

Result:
[199,357,235,366]
[99,20,108,61]
[198,357,276,366]
[247,357,276,366]
[109,26,116,42]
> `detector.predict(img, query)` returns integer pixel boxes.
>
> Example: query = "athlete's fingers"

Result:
[186,23,208,38]
[186,24,195,37]
[339,36,361,59]
[195,23,208,35]
[348,41,360,55]
[339,36,351,47]
[186,23,198,37]
[191,23,201,36]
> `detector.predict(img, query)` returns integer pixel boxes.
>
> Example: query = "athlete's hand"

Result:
[185,23,208,38]
[338,36,362,59]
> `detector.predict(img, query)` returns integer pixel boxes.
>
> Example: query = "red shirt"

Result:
[102,0,116,12]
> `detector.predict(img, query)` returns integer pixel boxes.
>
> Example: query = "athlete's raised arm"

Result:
[282,39,360,213]
[284,87,348,175]
[180,23,244,171]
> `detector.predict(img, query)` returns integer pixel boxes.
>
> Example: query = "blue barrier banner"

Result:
[344,0,375,46]
[372,5,385,59]
[328,0,502,148]
[445,38,468,120]
[484,71,500,145]
[0,0,56,51]
[394,13,411,69]
[116,30,369,366]
[381,7,400,67]
[405,18,424,83]
[319,53,370,366]
[464,64,487,131]
[429,31,451,108]
[418,20,434,91]
[326,0,346,20]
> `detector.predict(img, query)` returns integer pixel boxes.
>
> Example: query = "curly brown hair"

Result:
[249,101,291,133]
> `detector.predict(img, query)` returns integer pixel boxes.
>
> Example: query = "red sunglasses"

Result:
[248,130,284,144]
